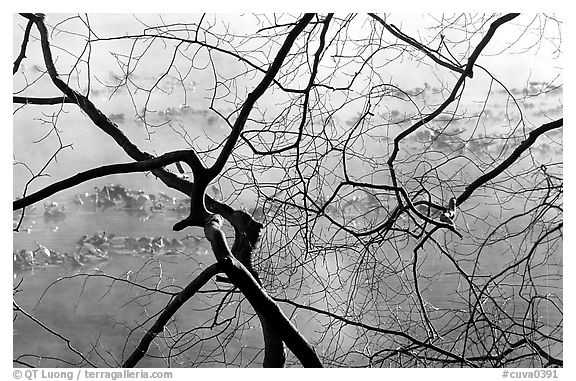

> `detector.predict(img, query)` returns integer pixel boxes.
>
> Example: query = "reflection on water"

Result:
[13,185,226,367]
[12,63,562,366]
[14,154,563,366]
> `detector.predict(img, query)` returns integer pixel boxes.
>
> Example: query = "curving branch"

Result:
[462,13,520,78]
[18,13,238,228]
[457,118,563,206]
[13,149,206,212]
[14,12,561,369]
[207,13,315,179]
[228,210,286,367]
[19,13,196,202]
[203,214,323,368]
[14,18,34,75]
[242,13,333,156]
[17,12,321,368]
[387,13,520,165]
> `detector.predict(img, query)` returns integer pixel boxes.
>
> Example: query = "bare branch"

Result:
[13,96,76,104]
[123,263,222,367]
[208,13,315,179]
[457,118,562,206]
[203,214,323,368]
[13,149,206,211]
[13,18,34,74]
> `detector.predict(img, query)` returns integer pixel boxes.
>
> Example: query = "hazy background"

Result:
[10,11,566,368]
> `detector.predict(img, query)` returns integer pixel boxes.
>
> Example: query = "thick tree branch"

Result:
[19,13,239,228]
[123,263,222,367]
[244,13,333,156]
[463,13,520,78]
[20,13,195,200]
[14,96,76,105]
[13,149,205,211]
[387,13,520,165]
[13,13,560,369]
[227,211,286,367]
[203,215,323,368]
[14,18,34,75]
[208,13,315,179]
[175,13,315,232]
[508,339,563,367]
[457,118,563,206]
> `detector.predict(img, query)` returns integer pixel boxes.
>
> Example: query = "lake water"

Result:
[13,18,563,366]
[13,144,563,367]
[13,92,563,366]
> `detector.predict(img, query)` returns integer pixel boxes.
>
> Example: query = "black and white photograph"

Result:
[11,9,564,374]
